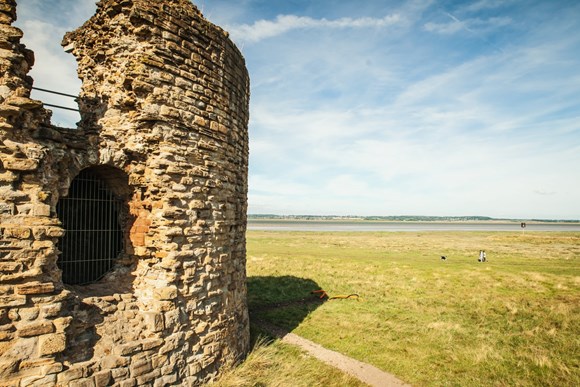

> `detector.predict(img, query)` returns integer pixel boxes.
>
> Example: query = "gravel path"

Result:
[256,321,412,387]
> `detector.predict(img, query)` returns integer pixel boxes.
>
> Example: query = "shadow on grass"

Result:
[247,275,324,333]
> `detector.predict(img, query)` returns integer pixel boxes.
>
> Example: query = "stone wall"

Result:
[0,0,250,385]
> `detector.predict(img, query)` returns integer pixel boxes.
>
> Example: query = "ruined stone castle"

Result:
[0,0,250,385]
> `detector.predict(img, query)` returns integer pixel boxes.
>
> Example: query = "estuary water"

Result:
[247,220,580,232]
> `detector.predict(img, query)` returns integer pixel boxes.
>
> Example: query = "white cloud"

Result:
[423,14,511,35]
[227,13,402,43]
[460,0,515,13]
[423,20,464,35]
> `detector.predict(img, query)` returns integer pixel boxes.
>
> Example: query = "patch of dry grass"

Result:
[210,336,366,387]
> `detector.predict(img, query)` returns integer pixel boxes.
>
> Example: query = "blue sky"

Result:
[14,0,580,219]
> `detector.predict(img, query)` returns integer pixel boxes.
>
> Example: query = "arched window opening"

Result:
[57,168,125,285]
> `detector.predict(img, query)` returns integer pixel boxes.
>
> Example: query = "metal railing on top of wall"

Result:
[32,87,80,112]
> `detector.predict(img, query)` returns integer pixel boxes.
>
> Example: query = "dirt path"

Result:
[256,321,412,387]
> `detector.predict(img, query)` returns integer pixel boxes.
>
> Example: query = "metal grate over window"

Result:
[56,169,124,285]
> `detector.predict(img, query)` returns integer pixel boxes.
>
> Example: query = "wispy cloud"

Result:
[460,0,515,13]
[227,14,402,43]
[424,14,511,35]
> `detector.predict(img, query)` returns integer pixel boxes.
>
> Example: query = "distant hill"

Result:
[247,214,580,223]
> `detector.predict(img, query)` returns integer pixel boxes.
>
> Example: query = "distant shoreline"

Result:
[247,215,580,224]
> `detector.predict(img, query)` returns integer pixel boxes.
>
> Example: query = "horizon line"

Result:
[247,214,580,222]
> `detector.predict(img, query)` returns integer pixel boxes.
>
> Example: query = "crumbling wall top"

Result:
[0,0,51,131]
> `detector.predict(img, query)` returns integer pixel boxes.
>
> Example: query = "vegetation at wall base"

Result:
[210,332,365,387]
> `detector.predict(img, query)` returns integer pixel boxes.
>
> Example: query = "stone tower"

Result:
[0,0,250,385]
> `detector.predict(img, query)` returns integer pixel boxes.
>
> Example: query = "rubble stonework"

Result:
[0,0,250,385]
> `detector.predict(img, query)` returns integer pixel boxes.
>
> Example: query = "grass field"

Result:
[215,231,580,386]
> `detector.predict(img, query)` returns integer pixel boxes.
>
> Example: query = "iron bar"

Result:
[42,103,80,112]
[32,86,78,99]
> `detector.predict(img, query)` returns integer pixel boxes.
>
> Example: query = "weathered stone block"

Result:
[129,357,152,377]
[194,320,208,335]
[130,232,145,246]
[31,204,50,217]
[110,367,129,380]
[153,373,177,387]
[52,316,72,333]
[100,354,130,369]
[18,357,54,373]
[143,312,164,332]
[0,262,19,272]
[20,374,56,387]
[136,369,160,385]
[159,105,180,119]
[44,226,64,237]
[0,188,28,203]
[0,104,20,118]
[5,96,42,109]
[119,378,136,387]
[69,378,96,387]
[141,337,163,351]
[158,335,179,355]
[116,342,142,356]
[0,202,15,214]
[93,370,111,387]
[0,294,26,308]
[0,358,19,379]
[153,286,177,301]
[0,330,14,341]
[57,367,83,384]
[193,115,206,126]
[42,361,63,375]
[31,226,58,240]
[2,227,31,239]
[14,203,32,215]
[18,307,39,321]
[38,333,65,355]
[164,227,183,236]
[0,157,38,171]
[15,282,54,295]
[39,303,62,318]
[17,321,54,337]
